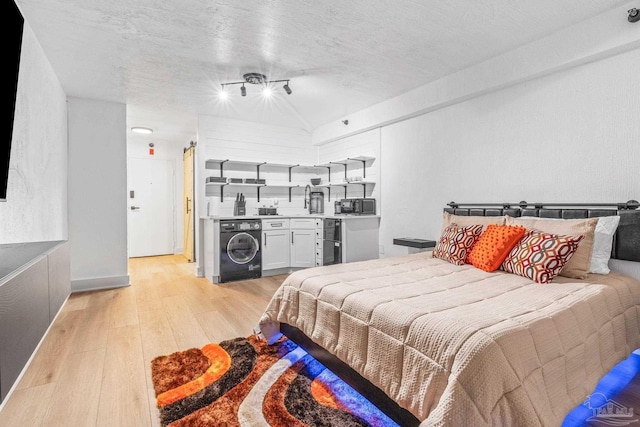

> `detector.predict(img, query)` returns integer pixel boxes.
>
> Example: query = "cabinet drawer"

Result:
[262,219,290,230]
[315,230,322,239]
[290,218,315,229]
[315,219,323,229]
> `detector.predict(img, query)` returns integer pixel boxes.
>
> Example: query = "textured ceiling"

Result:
[17,0,628,140]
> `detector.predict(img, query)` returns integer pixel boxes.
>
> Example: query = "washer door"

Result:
[226,233,259,264]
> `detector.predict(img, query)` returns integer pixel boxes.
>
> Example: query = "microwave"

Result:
[354,198,376,215]
[336,198,376,215]
[336,199,354,214]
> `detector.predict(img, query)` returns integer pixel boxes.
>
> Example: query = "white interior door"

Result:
[128,157,175,257]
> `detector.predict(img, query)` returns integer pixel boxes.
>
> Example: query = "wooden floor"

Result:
[1,255,639,426]
[0,255,286,427]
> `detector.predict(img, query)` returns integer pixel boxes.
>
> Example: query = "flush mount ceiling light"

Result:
[221,73,292,97]
[131,127,153,134]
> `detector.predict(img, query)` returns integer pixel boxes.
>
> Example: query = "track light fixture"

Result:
[221,73,293,97]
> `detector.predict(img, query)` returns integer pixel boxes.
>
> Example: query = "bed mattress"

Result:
[259,252,640,426]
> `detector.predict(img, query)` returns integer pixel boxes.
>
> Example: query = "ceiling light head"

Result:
[219,86,229,100]
[262,86,273,98]
[243,72,268,85]
[283,82,292,95]
[241,84,246,97]
[131,127,153,134]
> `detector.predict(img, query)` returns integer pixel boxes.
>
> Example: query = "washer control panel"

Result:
[220,220,262,232]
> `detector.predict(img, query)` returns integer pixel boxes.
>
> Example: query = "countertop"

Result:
[0,241,66,283]
[201,214,380,221]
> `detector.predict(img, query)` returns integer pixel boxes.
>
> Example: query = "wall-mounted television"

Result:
[2,0,24,201]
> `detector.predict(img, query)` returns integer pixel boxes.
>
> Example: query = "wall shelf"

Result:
[205,159,319,171]
[316,181,376,199]
[205,182,265,202]
[315,156,375,182]
[315,155,375,168]
[205,182,265,187]
[205,156,375,202]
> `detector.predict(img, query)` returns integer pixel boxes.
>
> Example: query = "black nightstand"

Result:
[393,238,436,253]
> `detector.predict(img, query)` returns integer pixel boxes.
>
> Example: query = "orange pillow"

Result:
[467,224,527,272]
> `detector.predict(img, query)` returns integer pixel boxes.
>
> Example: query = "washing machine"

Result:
[219,219,262,283]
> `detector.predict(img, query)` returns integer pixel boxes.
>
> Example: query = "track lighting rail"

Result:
[221,73,293,96]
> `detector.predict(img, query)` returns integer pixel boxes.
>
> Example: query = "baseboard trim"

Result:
[261,267,294,277]
[71,275,130,292]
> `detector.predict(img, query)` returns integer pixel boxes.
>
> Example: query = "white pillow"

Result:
[519,215,621,275]
[589,215,621,275]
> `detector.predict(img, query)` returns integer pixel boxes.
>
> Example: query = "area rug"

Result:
[151,335,400,426]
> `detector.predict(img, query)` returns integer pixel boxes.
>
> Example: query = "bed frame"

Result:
[445,200,640,261]
[280,200,640,426]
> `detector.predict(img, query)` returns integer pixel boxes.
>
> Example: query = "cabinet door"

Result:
[0,257,50,402]
[290,218,315,230]
[262,230,290,270]
[290,229,315,268]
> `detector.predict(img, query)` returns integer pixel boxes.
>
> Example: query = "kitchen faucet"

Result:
[304,185,311,211]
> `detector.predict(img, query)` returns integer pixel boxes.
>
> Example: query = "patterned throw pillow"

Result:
[467,224,527,272]
[502,230,584,284]
[505,216,598,279]
[432,223,483,265]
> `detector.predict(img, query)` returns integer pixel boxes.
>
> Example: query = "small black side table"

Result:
[393,238,436,253]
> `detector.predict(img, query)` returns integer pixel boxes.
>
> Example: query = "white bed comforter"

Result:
[259,253,640,426]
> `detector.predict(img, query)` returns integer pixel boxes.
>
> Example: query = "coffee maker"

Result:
[309,191,324,214]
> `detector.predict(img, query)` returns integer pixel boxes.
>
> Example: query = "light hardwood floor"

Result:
[0,255,286,427]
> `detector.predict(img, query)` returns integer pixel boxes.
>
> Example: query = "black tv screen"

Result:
[2,0,24,201]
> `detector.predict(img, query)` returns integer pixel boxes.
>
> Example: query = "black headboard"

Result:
[444,200,640,262]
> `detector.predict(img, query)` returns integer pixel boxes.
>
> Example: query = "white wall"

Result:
[0,21,67,244]
[317,128,381,213]
[195,116,314,274]
[197,116,315,218]
[68,98,129,291]
[309,3,640,259]
[127,138,186,254]
[379,46,640,257]
[312,2,640,145]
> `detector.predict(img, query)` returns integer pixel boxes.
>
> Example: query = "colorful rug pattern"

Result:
[151,335,400,426]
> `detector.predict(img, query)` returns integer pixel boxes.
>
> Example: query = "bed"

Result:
[259,202,640,426]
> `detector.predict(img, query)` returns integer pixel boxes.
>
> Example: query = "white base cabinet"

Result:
[315,218,323,267]
[262,219,291,270]
[203,216,380,282]
[290,229,315,268]
[342,216,379,262]
[289,218,316,268]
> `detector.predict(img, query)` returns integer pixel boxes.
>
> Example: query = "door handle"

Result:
[264,233,267,247]
[130,206,140,210]
[186,197,191,214]
[291,231,294,244]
